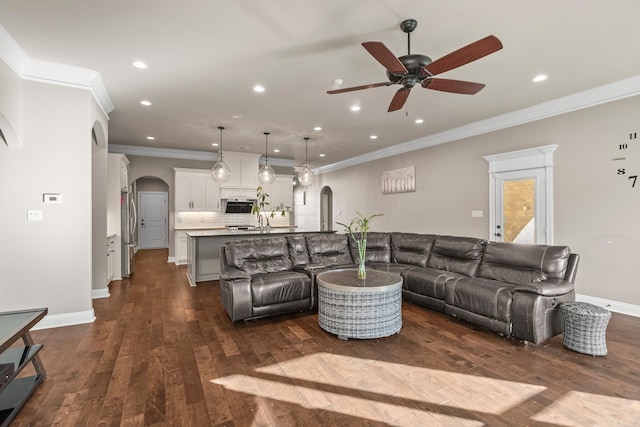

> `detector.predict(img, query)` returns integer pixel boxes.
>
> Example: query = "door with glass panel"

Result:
[493,168,547,244]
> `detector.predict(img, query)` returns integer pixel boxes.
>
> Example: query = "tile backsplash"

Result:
[176,211,291,229]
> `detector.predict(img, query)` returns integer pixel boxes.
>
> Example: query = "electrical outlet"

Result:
[27,210,43,221]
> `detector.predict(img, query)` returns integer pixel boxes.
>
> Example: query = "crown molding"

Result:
[0,24,114,116]
[316,75,640,174]
[109,143,295,167]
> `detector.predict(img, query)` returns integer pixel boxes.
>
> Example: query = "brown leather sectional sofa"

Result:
[219,232,579,344]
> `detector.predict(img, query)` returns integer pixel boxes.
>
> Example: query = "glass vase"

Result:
[357,239,367,279]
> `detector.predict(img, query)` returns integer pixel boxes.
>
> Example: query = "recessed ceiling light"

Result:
[231,114,242,119]
[132,60,148,69]
[314,126,322,131]
[273,149,280,153]
[370,135,378,140]
[140,100,152,106]
[146,136,155,140]
[350,105,361,112]
[414,118,424,124]
[253,84,265,93]
[533,74,548,83]
[319,153,326,157]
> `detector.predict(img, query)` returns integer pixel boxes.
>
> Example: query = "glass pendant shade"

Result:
[211,126,231,182]
[211,156,231,182]
[298,137,314,186]
[258,132,277,184]
[298,164,314,186]
[258,164,276,184]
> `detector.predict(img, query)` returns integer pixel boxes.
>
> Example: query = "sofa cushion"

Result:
[348,232,391,263]
[478,242,571,283]
[427,236,485,277]
[251,271,311,307]
[445,277,514,322]
[306,234,354,265]
[402,267,460,300]
[391,233,436,267]
[286,235,311,267]
[225,237,293,275]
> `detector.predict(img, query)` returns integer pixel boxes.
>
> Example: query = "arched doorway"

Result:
[320,186,333,231]
[135,176,169,249]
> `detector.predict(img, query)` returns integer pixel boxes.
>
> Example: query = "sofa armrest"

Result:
[513,279,574,297]
[220,266,251,280]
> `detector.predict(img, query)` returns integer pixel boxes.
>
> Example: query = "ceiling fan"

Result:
[327,19,503,112]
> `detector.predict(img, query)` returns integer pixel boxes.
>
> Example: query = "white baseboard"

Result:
[32,308,96,330]
[91,288,110,299]
[576,294,640,317]
[167,256,176,264]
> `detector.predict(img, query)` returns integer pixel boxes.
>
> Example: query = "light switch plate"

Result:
[471,210,484,218]
[27,210,43,221]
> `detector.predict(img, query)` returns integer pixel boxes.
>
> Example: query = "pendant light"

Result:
[298,137,315,186]
[258,132,276,185]
[211,126,231,182]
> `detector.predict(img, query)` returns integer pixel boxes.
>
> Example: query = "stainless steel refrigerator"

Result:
[121,189,137,277]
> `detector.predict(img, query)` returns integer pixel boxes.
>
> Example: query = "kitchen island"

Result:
[185,229,334,286]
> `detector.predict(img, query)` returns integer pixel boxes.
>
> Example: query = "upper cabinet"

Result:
[263,175,293,211]
[174,168,220,211]
[221,151,261,190]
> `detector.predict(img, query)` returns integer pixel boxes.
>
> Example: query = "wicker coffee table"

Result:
[317,268,402,340]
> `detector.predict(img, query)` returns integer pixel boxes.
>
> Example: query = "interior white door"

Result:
[138,192,168,249]
[493,168,546,244]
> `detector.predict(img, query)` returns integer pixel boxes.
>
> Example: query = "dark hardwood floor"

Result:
[12,249,640,426]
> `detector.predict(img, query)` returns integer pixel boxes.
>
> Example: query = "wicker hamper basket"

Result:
[561,302,611,356]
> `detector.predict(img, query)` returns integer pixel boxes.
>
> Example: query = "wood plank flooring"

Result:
[12,249,640,426]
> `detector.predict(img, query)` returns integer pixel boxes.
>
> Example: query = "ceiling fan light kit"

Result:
[258,132,277,185]
[327,19,503,112]
[211,126,231,183]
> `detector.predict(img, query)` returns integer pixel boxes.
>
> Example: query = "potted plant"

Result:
[337,211,383,279]
[251,186,289,232]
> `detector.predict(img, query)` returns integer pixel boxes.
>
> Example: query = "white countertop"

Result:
[185,228,298,237]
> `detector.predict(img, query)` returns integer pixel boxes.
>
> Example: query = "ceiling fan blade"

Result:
[362,41,408,74]
[422,78,485,95]
[424,35,503,76]
[327,82,392,94]
[388,87,411,112]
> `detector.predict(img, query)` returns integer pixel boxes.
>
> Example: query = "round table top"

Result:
[316,268,402,292]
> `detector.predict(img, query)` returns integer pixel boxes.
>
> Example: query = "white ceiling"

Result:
[2,1,640,170]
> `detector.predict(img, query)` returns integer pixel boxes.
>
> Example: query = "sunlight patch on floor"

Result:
[212,374,484,426]
[531,390,640,426]
[255,352,545,413]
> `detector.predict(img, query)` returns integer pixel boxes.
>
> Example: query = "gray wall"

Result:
[304,95,640,306]
[0,67,109,323]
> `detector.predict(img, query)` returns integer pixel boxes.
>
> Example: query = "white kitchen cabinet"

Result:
[174,168,220,211]
[220,151,261,190]
[265,175,293,210]
[106,235,117,282]
[175,231,188,264]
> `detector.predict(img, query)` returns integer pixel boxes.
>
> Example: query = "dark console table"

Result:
[0,308,47,426]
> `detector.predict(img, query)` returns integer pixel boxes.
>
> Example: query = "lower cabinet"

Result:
[175,231,188,265]
[186,235,222,286]
[106,235,117,282]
